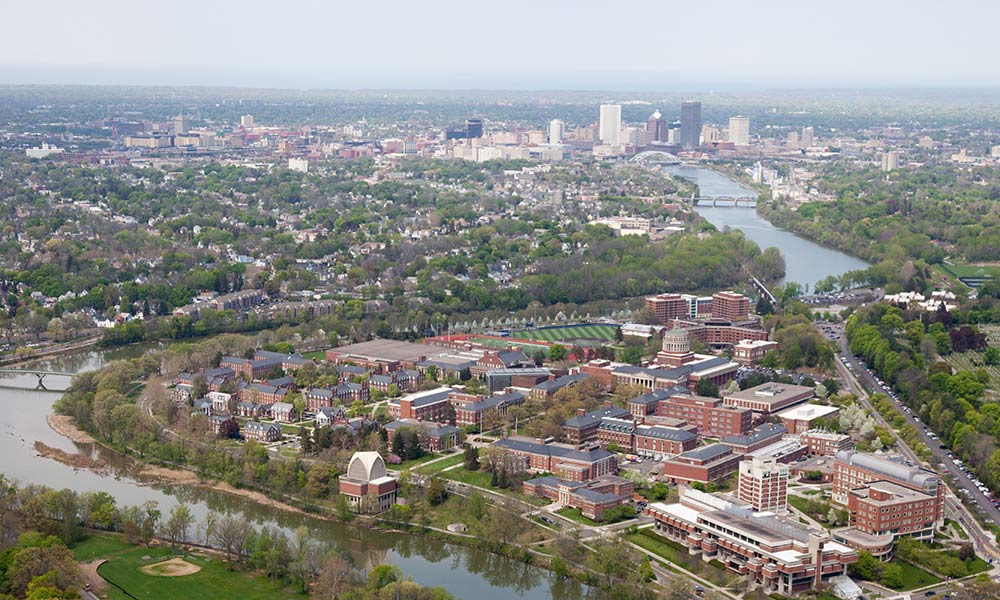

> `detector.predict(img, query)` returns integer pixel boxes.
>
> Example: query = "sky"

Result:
[3,0,999,90]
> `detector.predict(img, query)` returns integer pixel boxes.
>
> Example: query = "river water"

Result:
[663,165,870,291]
[0,347,589,600]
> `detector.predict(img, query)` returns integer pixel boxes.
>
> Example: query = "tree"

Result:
[532,348,547,366]
[851,550,880,580]
[959,541,976,561]
[367,564,401,591]
[163,504,194,550]
[313,553,356,599]
[695,379,719,398]
[548,344,567,362]
[427,477,448,506]
[755,296,774,316]
[985,346,1000,366]
[880,562,904,589]
[209,513,253,569]
[463,446,480,471]
[621,345,644,365]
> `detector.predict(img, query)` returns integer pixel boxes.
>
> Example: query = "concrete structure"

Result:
[777,404,840,434]
[660,444,742,485]
[728,116,750,146]
[680,100,702,150]
[739,457,789,512]
[339,452,398,513]
[723,383,814,416]
[881,150,900,172]
[599,104,622,145]
[548,119,564,145]
[647,489,857,593]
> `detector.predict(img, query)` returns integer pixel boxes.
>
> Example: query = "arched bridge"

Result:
[0,369,76,390]
[630,151,681,165]
[692,196,757,207]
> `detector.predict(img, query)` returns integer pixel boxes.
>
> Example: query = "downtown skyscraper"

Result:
[680,100,701,150]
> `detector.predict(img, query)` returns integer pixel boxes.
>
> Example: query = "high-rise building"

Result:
[668,121,681,144]
[599,104,622,145]
[801,126,815,148]
[465,118,484,139]
[548,119,564,145]
[680,101,702,150]
[787,131,800,149]
[240,114,255,128]
[646,111,668,143]
[881,150,899,172]
[712,291,750,321]
[728,116,750,146]
[173,114,191,135]
[738,457,788,512]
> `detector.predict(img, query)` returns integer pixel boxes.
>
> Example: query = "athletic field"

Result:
[517,324,619,344]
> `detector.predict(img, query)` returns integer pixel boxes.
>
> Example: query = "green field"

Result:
[889,559,943,591]
[626,529,737,588]
[516,324,619,344]
[942,264,1000,279]
[555,506,600,526]
[72,535,305,600]
[415,452,467,475]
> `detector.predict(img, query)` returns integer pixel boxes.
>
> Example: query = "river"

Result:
[0,347,590,600]
[663,165,870,291]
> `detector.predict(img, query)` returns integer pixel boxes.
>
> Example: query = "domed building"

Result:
[339,451,398,513]
[657,327,697,367]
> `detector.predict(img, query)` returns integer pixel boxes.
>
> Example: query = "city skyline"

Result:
[4,0,1000,89]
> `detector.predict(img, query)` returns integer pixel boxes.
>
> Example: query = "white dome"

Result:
[347,451,387,482]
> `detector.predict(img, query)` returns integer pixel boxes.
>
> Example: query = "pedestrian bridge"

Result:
[0,369,76,390]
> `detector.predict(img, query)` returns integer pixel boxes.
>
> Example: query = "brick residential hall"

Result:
[493,436,618,482]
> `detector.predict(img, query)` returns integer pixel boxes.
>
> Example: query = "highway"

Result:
[822,320,1000,562]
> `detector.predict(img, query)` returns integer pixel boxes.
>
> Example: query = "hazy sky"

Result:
[3,0,998,89]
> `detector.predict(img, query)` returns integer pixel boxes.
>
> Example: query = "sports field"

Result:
[71,535,306,600]
[942,264,1000,282]
[516,324,619,344]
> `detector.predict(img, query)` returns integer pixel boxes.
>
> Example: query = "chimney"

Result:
[577,408,586,417]
[604,400,613,409]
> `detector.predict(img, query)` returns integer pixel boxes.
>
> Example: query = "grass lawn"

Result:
[392,452,447,470]
[517,324,619,343]
[556,506,600,526]
[300,349,327,360]
[441,466,549,506]
[73,535,306,600]
[416,452,467,475]
[626,529,737,588]
[889,559,943,591]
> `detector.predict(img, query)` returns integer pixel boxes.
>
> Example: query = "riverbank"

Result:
[47,413,96,443]
[34,440,106,471]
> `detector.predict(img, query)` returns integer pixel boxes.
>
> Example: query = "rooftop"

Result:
[330,339,436,362]
[835,450,940,489]
[777,403,839,421]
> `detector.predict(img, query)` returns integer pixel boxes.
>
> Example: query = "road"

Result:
[822,320,1000,562]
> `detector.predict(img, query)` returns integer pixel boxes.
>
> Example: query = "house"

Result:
[193,398,213,415]
[208,391,232,414]
[208,413,239,438]
[271,402,295,422]
[334,382,369,404]
[243,421,282,443]
[238,382,288,405]
[236,402,264,418]
[172,383,194,404]
[523,475,635,520]
[315,406,347,428]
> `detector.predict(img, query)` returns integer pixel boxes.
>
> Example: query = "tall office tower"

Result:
[465,118,484,138]
[668,121,681,144]
[738,457,788,512]
[801,126,815,148]
[728,116,750,146]
[881,150,900,172]
[548,119,564,145]
[680,100,702,150]
[786,131,800,149]
[240,114,255,128]
[599,104,622,145]
[647,111,668,142]
[173,114,191,135]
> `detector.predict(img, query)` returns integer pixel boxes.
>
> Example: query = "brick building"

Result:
[386,387,453,422]
[777,404,840,434]
[660,444,743,485]
[562,404,630,444]
[723,383,814,416]
[832,451,944,527]
[654,394,752,438]
[493,437,618,482]
[738,456,789,512]
[712,291,750,321]
[339,452,398,514]
[721,423,788,455]
[800,431,853,456]
[523,475,635,520]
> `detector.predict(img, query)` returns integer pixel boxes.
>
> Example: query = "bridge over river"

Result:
[0,369,76,390]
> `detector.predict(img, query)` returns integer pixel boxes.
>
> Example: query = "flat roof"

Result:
[777,403,839,421]
[725,383,814,406]
[330,339,436,362]
[835,450,939,489]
